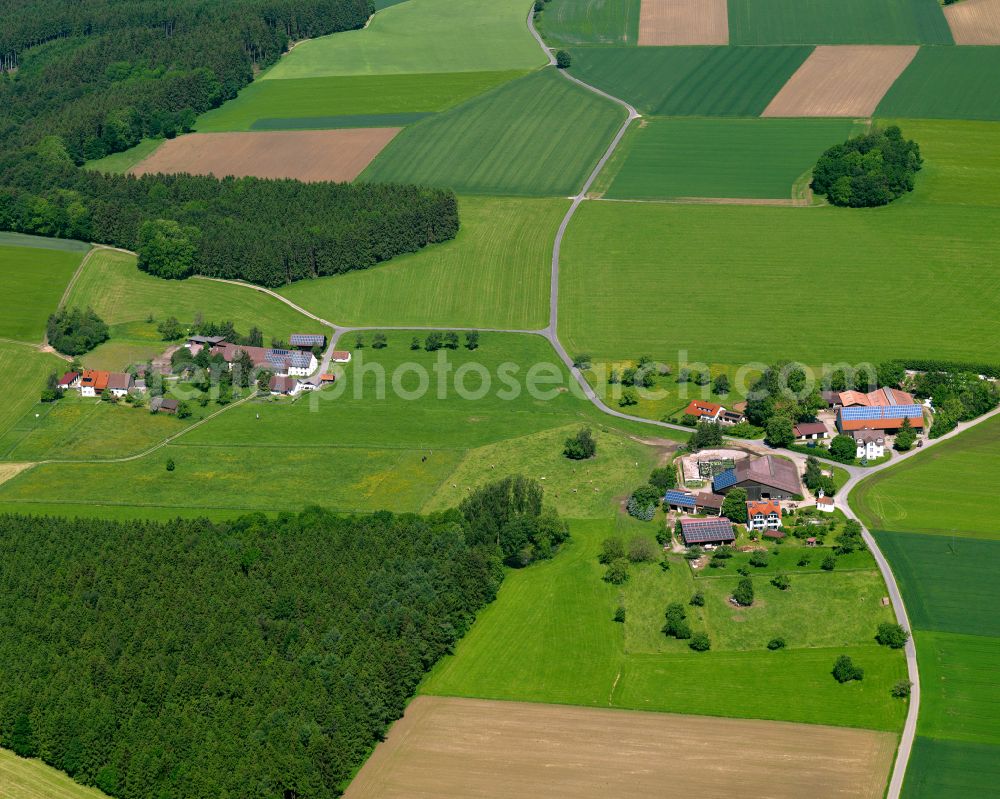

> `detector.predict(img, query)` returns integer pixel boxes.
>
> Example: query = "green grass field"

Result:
[871,532,1000,637]
[853,415,1000,539]
[0,395,191,462]
[537,0,639,46]
[728,0,953,44]
[422,518,907,730]
[85,138,163,174]
[360,69,624,196]
[423,424,662,518]
[264,0,546,78]
[602,118,857,200]
[63,249,316,341]
[877,47,1000,121]
[0,343,69,440]
[567,46,812,117]
[280,196,564,329]
[559,200,1000,365]
[0,232,90,252]
[0,244,87,341]
[0,334,676,517]
[915,631,1000,745]
[0,749,110,799]
[903,737,1000,798]
[194,71,523,131]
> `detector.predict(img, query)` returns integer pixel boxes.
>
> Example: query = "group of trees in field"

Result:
[625,463,678,522]
[45,306,109,355]
[0,506,510,798]
[0,0,461,288]
[459,476,569,567]
[908,368,999,438]
[812,126,922,207]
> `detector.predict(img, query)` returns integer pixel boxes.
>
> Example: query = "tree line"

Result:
[0,0,460,288]
[0,504,516,798]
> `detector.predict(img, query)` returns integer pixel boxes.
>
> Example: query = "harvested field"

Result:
[944,0,1000,43]
[638,0,728,45]
[345,696,897,799]
[764,46,918,117]
[130,129,400,182]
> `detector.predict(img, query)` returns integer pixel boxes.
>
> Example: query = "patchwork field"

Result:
[873,533,1000,636]
[280,196,563,329]
[602,117,856,200]
[346,696,896,799]
[858,408,1000,796]
[423,519,908,731]
[0,749,110,799]
[0,243,87,341]
[360,70,625,196]
[943,0,1000,44]
[853,414,1000,539]
[64,249,315,341]
[763,46,919,117]
[876,46,1000,120]
[130,129,399,182]
[567,46,811,117]
[194,72,523,132]
[638,0,728,46]
[264,0,546,78]
[558,201,1000,365]
[537,0,640,46]
[728,0,953,45]
[903,737,1000,797]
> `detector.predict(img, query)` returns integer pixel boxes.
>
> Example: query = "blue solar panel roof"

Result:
[713,469,737,492]
[841,405,922,421]
[680,518,735,544]
[664,490,696,507]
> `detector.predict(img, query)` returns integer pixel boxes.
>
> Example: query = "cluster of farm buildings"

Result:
[683,385,926,461]
[56,333,348,403]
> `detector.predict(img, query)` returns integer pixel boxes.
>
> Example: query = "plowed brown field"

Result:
[638,0,729,45]
[344,696,897,799]
[944,0,1000,43]
[763,46,918,117]
[130,129,400,182]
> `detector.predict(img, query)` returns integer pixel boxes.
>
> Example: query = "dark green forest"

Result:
[0,507,508,798]
[0,0,459,287]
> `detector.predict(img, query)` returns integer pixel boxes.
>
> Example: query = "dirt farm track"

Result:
[130,129,401,182]
[344,696,897,799]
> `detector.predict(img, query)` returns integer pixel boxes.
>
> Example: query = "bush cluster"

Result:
[812,126,922,207]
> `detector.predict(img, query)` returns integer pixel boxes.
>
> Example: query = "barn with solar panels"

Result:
[836,404,924,434]
[679,518,736,547]
[664,489,697,512]
[712,455,801,501]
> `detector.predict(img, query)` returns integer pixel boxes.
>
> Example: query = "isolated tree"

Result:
[895,417,916,451]
[165,458,175,472]
[830,434,857,462]
[832,655,864,683]
[245,325,263,347]
[372,333,387,349]
[256,370,273,393]
[555,50,571,69]
[663,603,691,639]
[614,605,626,623]
[619,387,639,407]
[410,336,421,350]
[749,550,769,568]
[627,536,658,563]
[875,622,910,649]
[689,591,705,607]
[721,488,749,524]
[465,331,479,350]
[354,334,365,349]
[767,637,786,650]
[689,633,711,651]
[821,554,837,571]
[572,353,592,369]
[771,572,791,590]
[599,537,625,565]
[176,401,192,419]
[648,466,677,492]
[712,374,730,395]
[443,331,460,350]
[765,415,795,447]
[424,332,443,351]
[157,316,183,341]
[564,427,596,460]
[604,557,629,585]
[892,680,912,698]
[732,577,755,607]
